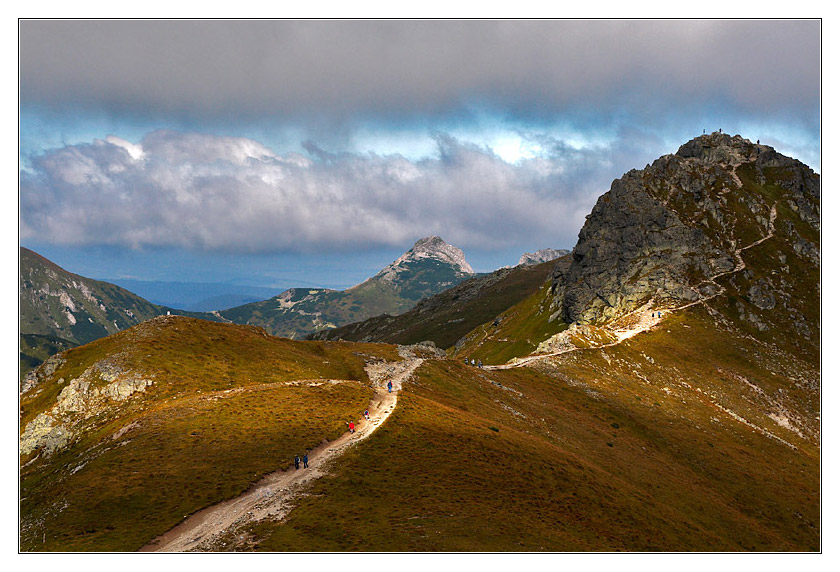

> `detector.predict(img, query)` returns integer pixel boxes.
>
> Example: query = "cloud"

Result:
[21,129,649,254]
[19,20,820,129]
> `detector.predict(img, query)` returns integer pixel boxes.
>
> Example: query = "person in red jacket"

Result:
[348,421,355,434]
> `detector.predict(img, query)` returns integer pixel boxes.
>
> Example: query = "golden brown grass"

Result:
[19,317,398,551]
[249,308,818,552]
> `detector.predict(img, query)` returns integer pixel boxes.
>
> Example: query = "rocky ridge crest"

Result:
[550,132,820,339]
[518,248,570,266]
[371,236,474,284]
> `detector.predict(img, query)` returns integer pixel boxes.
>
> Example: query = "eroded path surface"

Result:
[141,349,423,552]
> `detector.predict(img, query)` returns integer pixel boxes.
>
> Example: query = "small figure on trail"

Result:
[303,453,309,468]
[478,360,483,369]
[652,313,655,318]
[757,139,760,145]
[387,381,393,393]
[464,358,469,365]
[294,455,300,470]
[471,359,475,366]
[364,409,370,421]
[658,311,661,318]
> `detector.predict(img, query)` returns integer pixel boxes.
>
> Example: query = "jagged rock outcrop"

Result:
[551,132,820,332]
[518,248,570,266]
[20,358,154,457]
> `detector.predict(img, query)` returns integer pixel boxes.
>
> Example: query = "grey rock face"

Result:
[551,132,820,326]
[554,166,721,324]
[518,248,570,266]
[20,358,153,457]
[748,279,776,310]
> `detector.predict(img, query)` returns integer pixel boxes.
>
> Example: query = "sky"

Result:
[17,19,821,292]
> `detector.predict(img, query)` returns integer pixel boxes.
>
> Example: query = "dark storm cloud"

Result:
[20,130,634,253]
[19,20,820,125]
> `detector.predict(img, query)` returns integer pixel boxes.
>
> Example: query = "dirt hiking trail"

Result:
[141,349,423,552]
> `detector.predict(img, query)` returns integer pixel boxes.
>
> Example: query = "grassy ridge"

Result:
[247,307,818,551]
[19,317,399,551]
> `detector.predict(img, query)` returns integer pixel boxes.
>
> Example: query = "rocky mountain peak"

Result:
[518,248,569,266]
[550,132,820,343]
[377,236,474,282]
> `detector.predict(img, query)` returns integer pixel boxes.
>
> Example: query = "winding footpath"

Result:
[141,351,423,552]
[488,202,777,371]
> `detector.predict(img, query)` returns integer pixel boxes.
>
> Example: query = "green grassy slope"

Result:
[19,317,398,552]
[247,305,818,552]
[452,277,567,365]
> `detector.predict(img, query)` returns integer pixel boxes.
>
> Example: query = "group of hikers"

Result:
[465,357,483,368]
[295,380,396,471]
[347,406,372,434]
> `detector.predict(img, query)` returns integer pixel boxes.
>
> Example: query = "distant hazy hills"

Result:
[107,279,280,312]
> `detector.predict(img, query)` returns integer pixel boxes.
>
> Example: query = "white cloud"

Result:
[20,128,675,255]
[104,135,145,161]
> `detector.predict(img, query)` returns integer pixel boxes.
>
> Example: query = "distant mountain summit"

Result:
[518,248,569,266]
[372,236,474,283]
[221,236,475,338]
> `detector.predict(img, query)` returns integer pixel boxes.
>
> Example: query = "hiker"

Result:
[303,453,309,468]
[387,381,393,393]
[478,360,483,369]
[364,409,370,420]
[348,421,355,433]
[658,311,661,318]
[652,313,655,318]
[471,359,475,366]
[464,358,468,365]
[294,455,300,470]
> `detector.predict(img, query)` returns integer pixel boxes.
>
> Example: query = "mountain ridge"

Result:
[19,132,820,553]
[219,236,476,338]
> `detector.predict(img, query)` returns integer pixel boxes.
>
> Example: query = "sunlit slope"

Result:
[313,259,559,349]
[247,305,818,551]
[451,276,567,365]
[19,316,398,551]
